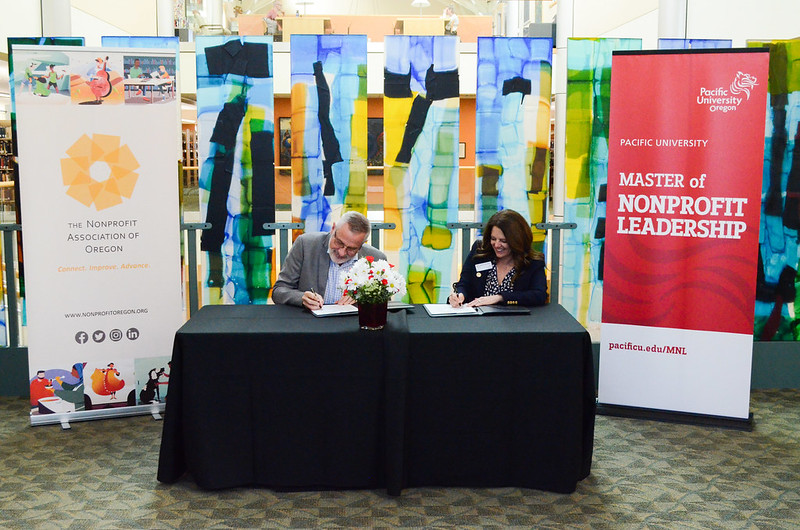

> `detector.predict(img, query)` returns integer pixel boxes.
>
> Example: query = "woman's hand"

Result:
[448,292,465,307]
[466,295,503,307]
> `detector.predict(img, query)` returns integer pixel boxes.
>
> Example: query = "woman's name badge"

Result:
[475,262,492,272]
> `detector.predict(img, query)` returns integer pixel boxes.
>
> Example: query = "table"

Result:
[123,78,174,102]
[157,304,396,490]
[398,306,595,493]
[157,304,595,495]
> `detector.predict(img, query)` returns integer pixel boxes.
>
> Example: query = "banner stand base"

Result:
[596,402,754,432]
[30,403,166,429]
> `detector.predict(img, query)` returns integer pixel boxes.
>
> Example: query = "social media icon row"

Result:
[75,328,139,344]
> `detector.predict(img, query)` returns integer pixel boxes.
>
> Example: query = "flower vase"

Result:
[358,301,388,330]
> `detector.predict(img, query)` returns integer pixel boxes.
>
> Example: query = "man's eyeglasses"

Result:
[331,230,363,254]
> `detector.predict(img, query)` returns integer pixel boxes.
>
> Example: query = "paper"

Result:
[312,301,413,317]
[423,304,530,317]
[311,304,359,317]
[423,304,480,317]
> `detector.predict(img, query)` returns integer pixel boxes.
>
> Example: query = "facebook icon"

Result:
[75,331,89,344]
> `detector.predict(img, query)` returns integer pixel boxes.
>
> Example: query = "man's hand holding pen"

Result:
[303,288,324,311]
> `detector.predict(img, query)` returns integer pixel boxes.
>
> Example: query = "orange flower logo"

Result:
[60,134,139,210]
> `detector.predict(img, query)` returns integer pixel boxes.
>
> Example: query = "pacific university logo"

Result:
[729,71,758,100]
[696,71,758,113]
[60,134,140,210]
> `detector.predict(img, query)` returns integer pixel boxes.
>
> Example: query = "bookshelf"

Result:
[0,131,16,215]
[182,127,199,188]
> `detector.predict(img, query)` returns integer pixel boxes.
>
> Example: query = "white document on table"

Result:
[423,304,480,317]
[423,304,530,317]
[312,301,414,317]
[311,304,359,317]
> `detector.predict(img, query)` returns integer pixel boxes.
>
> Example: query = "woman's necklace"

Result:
[496,258,513,284]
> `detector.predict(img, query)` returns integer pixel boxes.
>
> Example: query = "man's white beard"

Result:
[328,246,350,265]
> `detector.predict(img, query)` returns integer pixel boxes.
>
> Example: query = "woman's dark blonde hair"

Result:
[476,209,544,280]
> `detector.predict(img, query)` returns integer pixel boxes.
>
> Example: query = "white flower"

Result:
[340,256,406,303]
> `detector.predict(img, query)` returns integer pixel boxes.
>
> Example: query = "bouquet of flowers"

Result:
[340,255,406,305]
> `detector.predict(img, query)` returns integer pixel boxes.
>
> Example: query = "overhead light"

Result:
[411,0,430,15]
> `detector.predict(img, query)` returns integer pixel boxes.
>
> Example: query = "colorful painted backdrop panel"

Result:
[563,38,641,331]
[290,34,368,233]
[748,39,800,340]
[101,36,180,54]
[475,37,552,252]
[196,36,275,305]
[383,35,460,304]
[658,39,732,49]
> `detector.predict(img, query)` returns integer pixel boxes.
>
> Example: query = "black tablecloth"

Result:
[157,304,403,490]
[157,304,595,494]
[398,305,595,493]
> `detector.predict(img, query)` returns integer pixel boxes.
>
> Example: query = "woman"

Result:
[265,4,283,37]
[88,56,111,103]
[449,209,547,307]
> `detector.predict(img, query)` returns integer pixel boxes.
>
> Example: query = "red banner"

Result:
[599,49,769,419]
[604,50,768,335]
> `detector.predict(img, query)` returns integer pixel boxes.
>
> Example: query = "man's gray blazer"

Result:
[271,231,386,307]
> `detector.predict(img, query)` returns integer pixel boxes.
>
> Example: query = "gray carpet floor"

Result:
[0,389,798,528]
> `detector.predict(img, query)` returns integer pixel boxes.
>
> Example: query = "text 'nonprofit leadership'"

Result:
[615,172,749,240]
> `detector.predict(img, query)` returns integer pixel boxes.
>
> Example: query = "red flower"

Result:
[366,256,374,263]
[382,279,388,285]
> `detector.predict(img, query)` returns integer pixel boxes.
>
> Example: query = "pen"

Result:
[310,288,322,306]
[451,283,461,307]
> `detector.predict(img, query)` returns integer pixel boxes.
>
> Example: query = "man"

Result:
[265,2,283,38]
[129,58,144,79]
[443,5,459,35]
[272,211,386,310]
[129,59,145,96]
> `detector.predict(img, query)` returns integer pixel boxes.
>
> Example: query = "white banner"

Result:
[12,45,182,422]
[599,324,753,418]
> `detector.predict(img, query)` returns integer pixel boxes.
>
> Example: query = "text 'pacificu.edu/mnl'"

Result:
[607,341,687,355]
